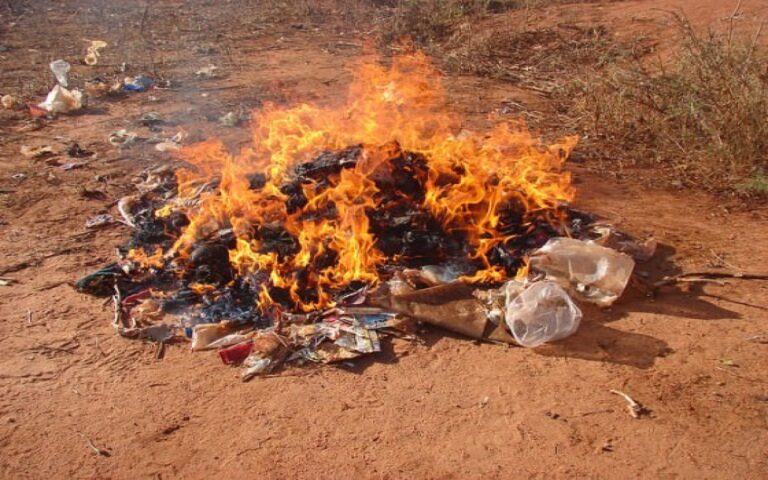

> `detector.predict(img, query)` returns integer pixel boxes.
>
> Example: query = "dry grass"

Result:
[441,24,639,90]
[253,0,378,27]
[378,0,577,46]
[562,12,768,194]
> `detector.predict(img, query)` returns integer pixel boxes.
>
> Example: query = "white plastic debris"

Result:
[530,237,635,306]
[504,280,582,348]
[241,356,273,381]
[218,111,240,127]
[108,129,138,148]
[85,214,113,228]
[190,322,234,350]
[154,131,186,152]
[49,59,71,87]
[38,85,83,114]
[589,223,657,263]
[205,333,252,350]
[195,65,218,78]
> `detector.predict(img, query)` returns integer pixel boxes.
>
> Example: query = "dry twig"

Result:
[610,390,648,419]
[78,433,111,457]
[653,271,768,288]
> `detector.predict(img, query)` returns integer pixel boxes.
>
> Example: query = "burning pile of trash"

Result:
[76,53,654,380]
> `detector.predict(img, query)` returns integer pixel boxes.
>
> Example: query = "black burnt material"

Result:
[76,143,590,325]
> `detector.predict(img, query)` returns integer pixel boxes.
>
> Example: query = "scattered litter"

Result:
[191,322,238,350]
[195,65,219,78]
[219,341,253,364]
[610,390,648,419]
[85,77,120,97]
[589,223,657,262]
[27,103,49,118]
[137,324,174,343]
[116,196,139,228]
[379,283,517,344]
[530,238,635,306]
[38,85,84,114]
[60,162,88,171]
[85,214,113,229]
[746,335,768,344]
[49,59,71,87]
[504,280,582,348]
[123,75,154,92]
[20,145,55,159]
[67,142,95,158]
[139,112,165,130]
[36,60,84,115]
[2,94,20,110]
[84,40,108,66]
[154,131,186,152]
[0,278,17,287]
[218,111,242,127]
[11,173,27,183]
[108,129,139,148]
[242,357,276,381]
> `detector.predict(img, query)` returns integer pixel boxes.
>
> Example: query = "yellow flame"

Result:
[167,52,575,311]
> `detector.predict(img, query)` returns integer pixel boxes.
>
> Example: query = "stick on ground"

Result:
[610,390,649,419]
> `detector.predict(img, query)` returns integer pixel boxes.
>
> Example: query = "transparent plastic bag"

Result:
[50,59,71,87]
[504,280,582,348]
[530,237,635,306]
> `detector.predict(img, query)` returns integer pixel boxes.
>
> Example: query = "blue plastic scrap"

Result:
[123,75,154,92]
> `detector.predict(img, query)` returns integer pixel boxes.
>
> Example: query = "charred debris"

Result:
[76,143,650,379]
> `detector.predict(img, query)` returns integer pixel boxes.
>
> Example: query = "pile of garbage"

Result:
[70,52,656,380]
[75,156,654,381]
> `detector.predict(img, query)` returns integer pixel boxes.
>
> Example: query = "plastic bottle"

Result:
[50,59,71,87]
[504,280,582,348]
[530,237,635,306]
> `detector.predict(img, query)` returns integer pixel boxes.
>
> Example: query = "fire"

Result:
[146,52,575,312]
[127,247,165,270]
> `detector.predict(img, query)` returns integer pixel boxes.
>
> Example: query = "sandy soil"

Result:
[1,1,767,478]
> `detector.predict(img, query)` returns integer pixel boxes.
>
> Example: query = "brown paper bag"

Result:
[374,283,516,344]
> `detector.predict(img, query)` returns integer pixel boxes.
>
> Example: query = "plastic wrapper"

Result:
[504,280,582,348]
[589,223,657,262]
[38,85,83,114]
[190,321,237,350]
[241,357,273,381]
[207,333,253,349]
[50,59,70,87]
[219,341,254,365]
[123,75,154,92]
[530,237,635,306]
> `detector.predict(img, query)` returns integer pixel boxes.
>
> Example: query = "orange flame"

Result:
[127,247,165,270]
[168,52,576,311]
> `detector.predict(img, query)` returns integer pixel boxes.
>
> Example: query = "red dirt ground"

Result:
[1,1,767,478]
